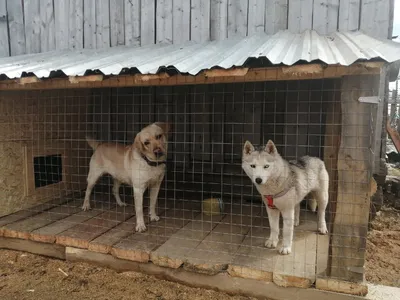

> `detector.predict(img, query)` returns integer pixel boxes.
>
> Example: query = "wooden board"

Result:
[0,63,384,91]
[150,212,226,269]
[312,0,339,35]
[124,0,140,46]
[2,199,82,239]
[156,0,173,44]
[140,0,155,45]
[172,0,190,44]
[30,206,106,244]
[69,0,84,49]
[110,0,125,47]
[265,0,288,35]
[329,75,378,282]
[360,0,391,39]
[287,0,313,33]
[182,204,261,275]
[88,198,172,254]
[0,195,72,228]
[227,0,248,38]
[210,0,228,40]
[6,0,25,56]
[23,0,40,54]
[228,211,321,288]
[338,0,360,31]
[0,236,66,260]
[54,0,69,50]
[247,0,265,36]
[0,0,9,57]
[112,206,198,263]
[39,0,55,52]
[83,0,96,48]
[95,0,110,48]
[56,204,134,249]
[190,0,211,43]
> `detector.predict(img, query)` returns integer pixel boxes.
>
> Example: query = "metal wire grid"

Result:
[0,78,375,282]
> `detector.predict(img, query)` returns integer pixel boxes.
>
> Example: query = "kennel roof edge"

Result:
[0,30,399,80]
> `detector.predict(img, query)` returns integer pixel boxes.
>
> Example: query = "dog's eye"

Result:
[144,140,150,146]
[250,164,256,168]
[264,165,269,169]
[156,134,162,140]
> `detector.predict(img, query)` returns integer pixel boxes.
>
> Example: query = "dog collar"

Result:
[141,154,166,167]
[264,195,277,209]
[264,186,292,210]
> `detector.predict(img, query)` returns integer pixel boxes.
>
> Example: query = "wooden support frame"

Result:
[0,62,384,91]
[328,74,380,282]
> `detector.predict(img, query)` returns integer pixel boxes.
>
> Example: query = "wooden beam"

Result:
[372,65,388,173]
[17,76,41,85]
[204,68,249,78]
[0,62,384,91]
[69,74,104,84]
[329,75,379,282]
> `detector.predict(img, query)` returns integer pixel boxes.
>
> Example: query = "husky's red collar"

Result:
[264,185,293,209]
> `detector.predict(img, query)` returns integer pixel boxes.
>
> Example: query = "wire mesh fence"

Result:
[0,76,377,287]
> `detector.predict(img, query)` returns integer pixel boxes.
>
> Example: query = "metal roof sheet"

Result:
[1,30,400,79]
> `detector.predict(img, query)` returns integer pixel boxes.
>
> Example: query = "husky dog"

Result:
[242,140,329,255]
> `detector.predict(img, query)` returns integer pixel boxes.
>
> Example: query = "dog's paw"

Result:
[81,203,91,211]
[150,215,160,222]
[318,226,328,235]
[279,246,292,255]
[117,201,127,207]
[265,239,278,248]
[294,219,300,227]
[135,222,147,233]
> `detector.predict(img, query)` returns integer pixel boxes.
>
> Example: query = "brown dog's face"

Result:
[134,122,170,161]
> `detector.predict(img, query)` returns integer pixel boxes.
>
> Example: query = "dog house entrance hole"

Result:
[33,154,63,188]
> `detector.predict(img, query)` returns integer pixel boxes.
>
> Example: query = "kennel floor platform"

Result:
[0,194,329,288]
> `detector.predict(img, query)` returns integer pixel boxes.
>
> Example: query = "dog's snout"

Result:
[154,148,164,157]
[255,177,262,184]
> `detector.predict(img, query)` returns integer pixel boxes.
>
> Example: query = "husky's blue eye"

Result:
[264,165,269,169]
[250,164,256,168]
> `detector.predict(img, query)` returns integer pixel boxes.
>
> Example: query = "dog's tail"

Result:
[86,136,100,150]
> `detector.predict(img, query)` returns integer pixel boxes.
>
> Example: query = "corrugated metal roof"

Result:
[1,30,400,79]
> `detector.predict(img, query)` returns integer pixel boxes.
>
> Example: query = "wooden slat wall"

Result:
[0,0,8,57]
[0,0,393,58]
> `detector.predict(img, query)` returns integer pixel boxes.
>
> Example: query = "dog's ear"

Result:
[154,122,171,135]
[134,133,144,153]
[265,140,277,155]
[243,141,254,155]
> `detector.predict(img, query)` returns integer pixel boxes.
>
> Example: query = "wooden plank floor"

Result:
[0,194,328,288]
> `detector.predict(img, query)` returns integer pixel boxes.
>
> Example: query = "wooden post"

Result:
[329,75,379,282]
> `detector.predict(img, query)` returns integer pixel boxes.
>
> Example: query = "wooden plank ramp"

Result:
[56,203,132,249]
[228,211,321,288]
[88,198,174,254]
[150,203,261,273]
[183,206,263,275]
[0,194,78,228]
[1,198,82,239]
[111,200,200,263]
[30,196,116,244]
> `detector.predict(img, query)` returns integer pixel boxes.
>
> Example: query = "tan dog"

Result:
[82,122,170,232]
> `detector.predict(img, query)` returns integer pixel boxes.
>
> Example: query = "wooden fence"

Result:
[0,0,393,58]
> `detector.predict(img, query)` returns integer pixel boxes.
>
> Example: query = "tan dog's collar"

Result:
[141,154,166,167]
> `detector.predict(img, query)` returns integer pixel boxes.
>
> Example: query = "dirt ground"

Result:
[0,249,257,300]
[365,207,400,287]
